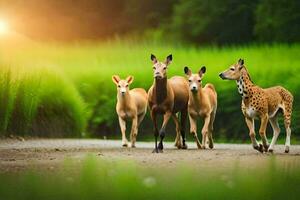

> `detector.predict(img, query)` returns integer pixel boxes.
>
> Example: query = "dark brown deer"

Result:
[148,54,189,153]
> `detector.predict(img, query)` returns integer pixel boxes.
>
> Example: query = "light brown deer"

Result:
[219,59,293,153]
[112,75,148,148]
[184,66,217,149]
[148,54,189,153]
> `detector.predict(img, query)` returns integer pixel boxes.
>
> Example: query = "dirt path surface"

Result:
[1,139,300,173]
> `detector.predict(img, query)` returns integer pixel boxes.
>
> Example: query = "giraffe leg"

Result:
[283,99,293,153]
[245,117,262,152]
[268,116,280,153]
[259,114,269,152]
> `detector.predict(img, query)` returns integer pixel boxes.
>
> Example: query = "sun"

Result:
[0,20,9,34]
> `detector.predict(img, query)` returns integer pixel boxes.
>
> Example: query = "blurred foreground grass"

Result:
[0,37,299,140]
[0,155,299,200]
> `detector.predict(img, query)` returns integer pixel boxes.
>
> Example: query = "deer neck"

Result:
[191,87,204,106]
[236,68,254,100]
[117,91,131,108]
[154,77,168,104]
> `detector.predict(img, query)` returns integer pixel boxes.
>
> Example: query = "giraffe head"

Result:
[184,66,206,93]
[219,59,245,80]
[151,54,172,79]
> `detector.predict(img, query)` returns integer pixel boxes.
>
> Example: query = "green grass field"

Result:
[0,37,299,140]
[0,156,300,200]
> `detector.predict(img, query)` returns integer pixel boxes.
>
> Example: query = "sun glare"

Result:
[0,20,9,34]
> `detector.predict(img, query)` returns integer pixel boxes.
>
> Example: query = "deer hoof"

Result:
[158,142,164,150]
[181,143,188,149]
[254,144,264,153]
[122,143,128,147]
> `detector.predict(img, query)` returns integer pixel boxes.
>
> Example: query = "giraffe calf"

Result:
[184,66,217,149]
[219,59,293,153]
[112,75,148,147]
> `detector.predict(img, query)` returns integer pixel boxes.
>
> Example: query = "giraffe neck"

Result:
[236,68,254,99]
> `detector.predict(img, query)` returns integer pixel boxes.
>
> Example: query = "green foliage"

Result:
[171,0,258,44]
[0,66,86,137]
[0,156,300,200]
[255,0,300,43]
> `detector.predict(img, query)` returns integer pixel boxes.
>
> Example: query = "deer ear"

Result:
[165,54,172,65]
[184,66,191,76]
[112,75,120,85]
[126,76,134,84]
[199,66,206,76]
[151,54,157,64]
[238,58,244,65]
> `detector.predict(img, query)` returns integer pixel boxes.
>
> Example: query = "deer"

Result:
[219,59,293,153]
[148,54,189,153]
[112,75,148,148]
[184,66,217,149]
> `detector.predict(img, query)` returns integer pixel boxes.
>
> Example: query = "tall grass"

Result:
[0,65,86,137]
[0,156,299,200]
[0,39,299,139]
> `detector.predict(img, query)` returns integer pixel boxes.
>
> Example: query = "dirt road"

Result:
[1,139,300,173]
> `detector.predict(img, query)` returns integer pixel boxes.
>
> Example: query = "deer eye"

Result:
[126,85,128,87]
[153,67,156,69]
[163,67,166,70]
[230,68,235,71]
[118,85,121,88]
[188,80,192,82]
[198,80,201,82]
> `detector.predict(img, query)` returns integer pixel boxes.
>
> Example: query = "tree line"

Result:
[1,0,299,43]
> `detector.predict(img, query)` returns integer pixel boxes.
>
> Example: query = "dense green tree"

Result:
[255,0,300,43]
[171,0,258,44]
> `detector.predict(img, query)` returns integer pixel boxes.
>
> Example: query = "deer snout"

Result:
[120,88,126,95]
[190,83,198,92]
[154,72,162,79]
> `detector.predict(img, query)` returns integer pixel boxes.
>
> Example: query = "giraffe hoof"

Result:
[285,147,290,153]
[263,144,270,152]
[268,149,274,153]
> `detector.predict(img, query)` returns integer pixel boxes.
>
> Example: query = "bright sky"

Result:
[0,20,9,34]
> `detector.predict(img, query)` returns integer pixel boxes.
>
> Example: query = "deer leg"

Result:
[245,117,262,152]
[180,109,188,149]
[208,111,216,149]
[259,114,269,152]
[189,114,201,149]
[158,111,172,151]
[118,117,128,147]
[201,115,211,149]
[268,116,280,153]
[172,114,182,149]
[151,110,159,153]
[130,116,138,148]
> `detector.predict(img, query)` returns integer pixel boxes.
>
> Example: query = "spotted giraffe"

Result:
[219,59,293,153]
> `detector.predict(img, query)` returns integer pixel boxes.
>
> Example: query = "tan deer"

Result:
[112,75,148,148]
[184,66,217,149]
[148,54,189,153]
[219,59,293,153]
